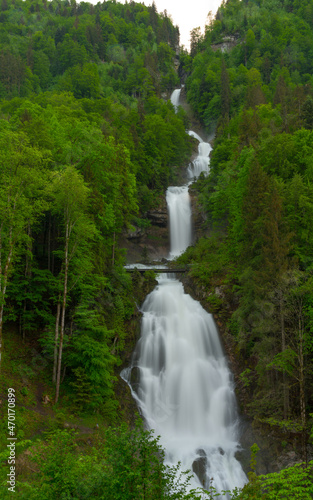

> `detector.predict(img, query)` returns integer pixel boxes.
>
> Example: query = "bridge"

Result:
[125,267,187,274]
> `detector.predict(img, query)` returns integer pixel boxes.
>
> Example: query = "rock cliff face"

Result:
[211,35,239,53]
[189,186,208,243]
[146,205,168,227]
[120,198,170,263]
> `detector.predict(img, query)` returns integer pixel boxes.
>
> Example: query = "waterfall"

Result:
[166,185,192,258]
[188,130,203,142]
[187,130,212,179]
[122,89,247,497]
[125,278,247,494]
[170,91,211,179]
[170,88,181,110]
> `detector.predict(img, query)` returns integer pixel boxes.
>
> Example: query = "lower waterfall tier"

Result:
[123,275,247,494]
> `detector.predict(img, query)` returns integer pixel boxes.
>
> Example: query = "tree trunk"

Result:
[51,217,55,275]
[53,299,61,384]
[22,224,32,341]
[55,220,69,403]
[280,291,289,419]
[0,230,13,372]
[48,212,51,272]
[298,313,307,462]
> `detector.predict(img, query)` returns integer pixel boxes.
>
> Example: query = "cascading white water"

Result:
[166,185,192,258]
[188,130,203,142]
[123,89,247,497]
[187,130,212,179]
[170,88,181,110]
[126,277,247,494]
[170,90,211,179]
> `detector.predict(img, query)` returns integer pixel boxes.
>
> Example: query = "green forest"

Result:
[1,0,313,497]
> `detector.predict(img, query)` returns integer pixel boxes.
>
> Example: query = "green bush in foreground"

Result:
[234,460,313,499]
[1,423,209,499]
[2,424,313,499]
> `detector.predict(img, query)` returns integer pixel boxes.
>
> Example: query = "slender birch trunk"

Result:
[0,228,13,372]
[53,299,61,384]
[55,218,69,403]
[298,311,307,463]
[280,291,289,419]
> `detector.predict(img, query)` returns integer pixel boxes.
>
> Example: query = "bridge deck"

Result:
[126,268,187,273]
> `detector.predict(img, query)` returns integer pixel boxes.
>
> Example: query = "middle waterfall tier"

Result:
[166,185,192,259]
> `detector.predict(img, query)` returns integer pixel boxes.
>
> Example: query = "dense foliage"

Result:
[0,0,193,414]
[5,424,208,500]
[0,0,180,98]
[179,0,313,460]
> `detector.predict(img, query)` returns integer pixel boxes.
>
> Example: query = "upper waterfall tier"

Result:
[188,130,212,178]
[170,88,181,110]
[188,130,203,142]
